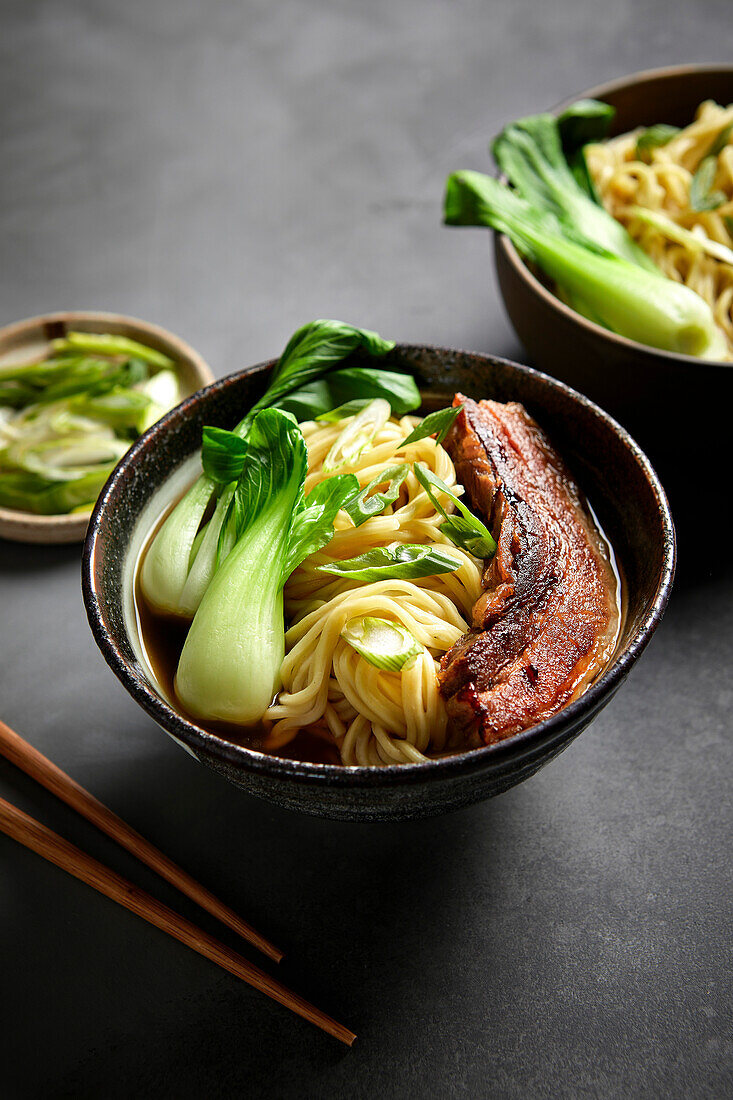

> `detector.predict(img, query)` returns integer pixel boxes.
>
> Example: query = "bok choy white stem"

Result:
[174,409,358,724]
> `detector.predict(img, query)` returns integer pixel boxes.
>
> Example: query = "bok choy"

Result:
[174,409,357,724]
[140,319,417,618]
[0,332,181,514]
[444,170,728,359]
[492,109,656,270]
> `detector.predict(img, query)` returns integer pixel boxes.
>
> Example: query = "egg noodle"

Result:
[586,100,733,357]
[262,414,483,766]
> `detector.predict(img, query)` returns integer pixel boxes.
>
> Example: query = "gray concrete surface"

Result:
[1,1,731,1096]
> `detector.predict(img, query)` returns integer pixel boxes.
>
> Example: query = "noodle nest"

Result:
[262,414,483,766]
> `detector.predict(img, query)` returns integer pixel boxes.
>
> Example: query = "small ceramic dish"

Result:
[494,64,733,442]
[0,310,214,544]
[82,345,675,822]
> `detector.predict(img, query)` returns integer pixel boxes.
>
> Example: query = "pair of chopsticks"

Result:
[0,718,355,1046]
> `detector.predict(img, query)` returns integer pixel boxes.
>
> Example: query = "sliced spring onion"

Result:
[635,124,679,162]
[315,399,370,422]
[689,125,732,212]
[629,206,733,267]
[322,398,391,472]
[318,543,460,581]
[341,616,422,671]
[690,156,727,213]
[342,463,409,526]
[398,404,463,449]
[413,463,496,558]
[51,332,174,369]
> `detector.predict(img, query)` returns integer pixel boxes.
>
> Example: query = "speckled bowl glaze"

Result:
[494,64,733,445]
[82,346,675,822]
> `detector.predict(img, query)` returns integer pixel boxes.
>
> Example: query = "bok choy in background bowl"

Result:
[0,311,213,544]
[455,64,733,450]
[82,339,674,822]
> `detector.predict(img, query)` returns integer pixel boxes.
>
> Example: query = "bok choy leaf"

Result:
[240,320,395,437]
[277,367,420,421]
[201,426,250,484]
[492,110,657,270]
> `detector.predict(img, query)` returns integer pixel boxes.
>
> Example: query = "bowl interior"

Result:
[84,346,675,799]
[0,310,214,544]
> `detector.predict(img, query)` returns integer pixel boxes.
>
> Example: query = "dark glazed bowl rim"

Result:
[82,345,676,791]
[495,63,733,370]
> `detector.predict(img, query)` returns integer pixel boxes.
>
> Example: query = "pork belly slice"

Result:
[438,396,619,747]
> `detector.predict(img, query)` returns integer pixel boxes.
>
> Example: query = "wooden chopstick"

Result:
[0,718,281,962]
[0,796,355,1045]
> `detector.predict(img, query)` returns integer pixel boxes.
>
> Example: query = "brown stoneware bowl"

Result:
[82,346,675,822]
[0,310,214,544]
[494,65,733,447]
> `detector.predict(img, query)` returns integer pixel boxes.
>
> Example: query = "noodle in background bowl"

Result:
[494,64,733,453]
[82,346,675,822]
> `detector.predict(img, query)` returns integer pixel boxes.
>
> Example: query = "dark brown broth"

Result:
[134,565,341,764]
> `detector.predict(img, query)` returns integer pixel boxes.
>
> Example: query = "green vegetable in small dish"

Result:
[0,332,181,515]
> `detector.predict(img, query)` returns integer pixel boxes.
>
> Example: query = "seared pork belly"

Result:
[439,396,619,746]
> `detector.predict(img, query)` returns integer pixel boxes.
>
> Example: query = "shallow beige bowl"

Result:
[0,311,214,545]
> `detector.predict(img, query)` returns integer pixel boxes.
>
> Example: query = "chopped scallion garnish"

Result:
[341,616,422,671]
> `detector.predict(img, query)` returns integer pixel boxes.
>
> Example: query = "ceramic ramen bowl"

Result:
[82,345,675,822]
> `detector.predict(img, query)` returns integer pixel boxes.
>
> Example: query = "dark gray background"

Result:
[1,1,731,1097]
